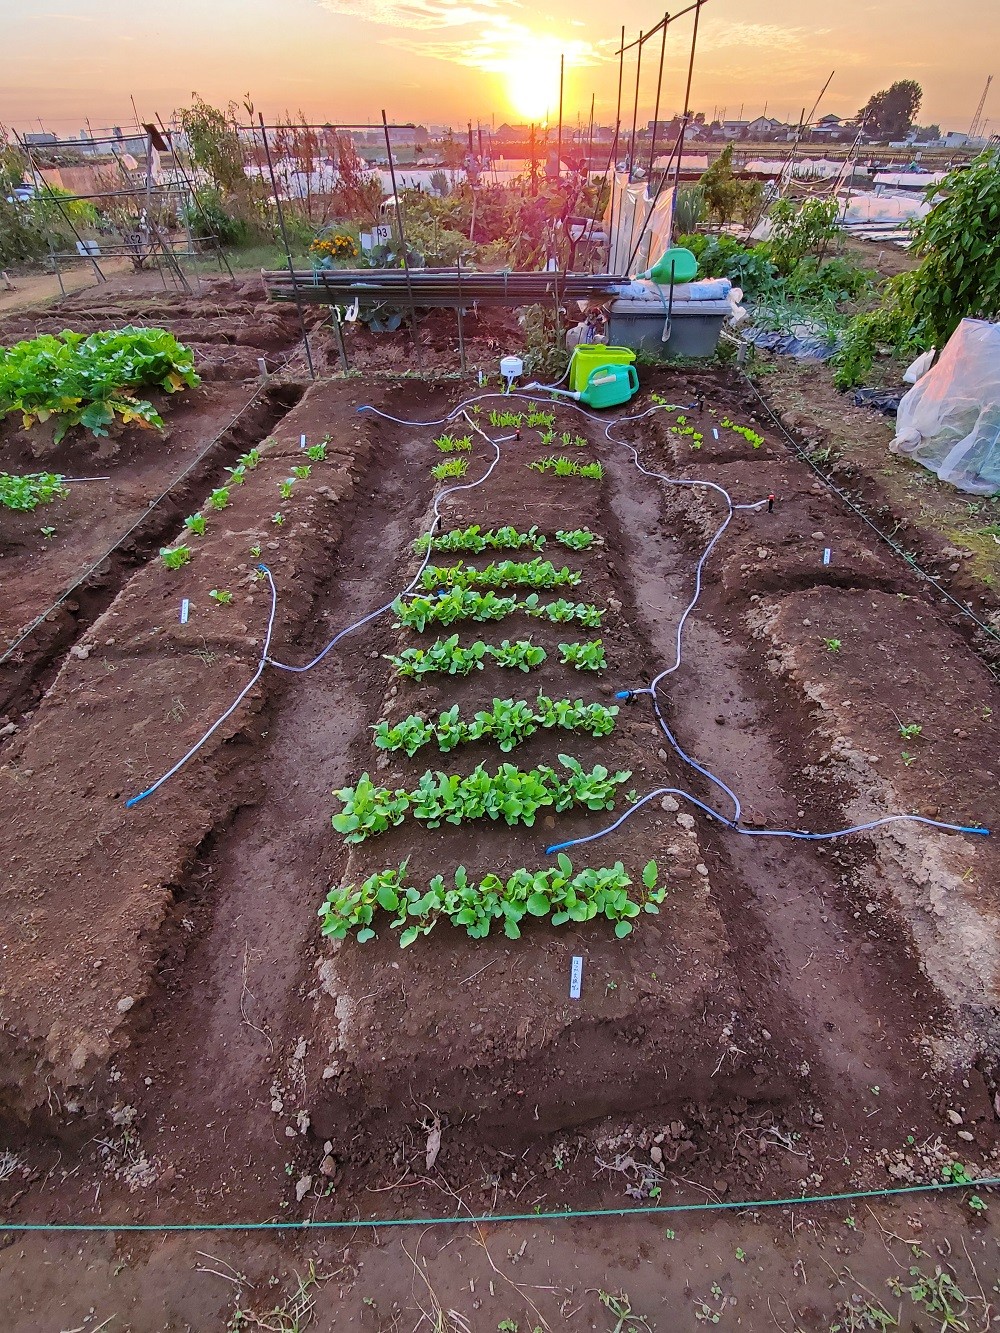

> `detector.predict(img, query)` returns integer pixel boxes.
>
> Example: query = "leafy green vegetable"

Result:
[413,524,545,554]
[0,471,67,511]
[331,755,632,843]
[318,856,666,944]
[0,326,199,442]
[555,528,596,551]
[419,558,581,592]
[559,639,607,671]
[431,458,467,481]
[373,694,619,756]
[160,544,192,570]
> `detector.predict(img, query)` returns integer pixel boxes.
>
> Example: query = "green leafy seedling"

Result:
[272,511,285,526]
[183,513,207,536]
[208,487,230,510]
[160,544,192,570]
[305,442,327,461]
[209,589,233,605]
[823,637,841,652]
[279,478,295,499]
[292,465,311,480]
[898,722,922,740]
[40,525,56,539]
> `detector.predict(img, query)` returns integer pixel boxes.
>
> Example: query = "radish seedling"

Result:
[160,544,192,570]
[279,478,295,499]
[555,529,596,551]
[305,443,327,461]
[209,588,233,605]
[318,854,664,945]
[291,465,311,480]
[272,511,285,526]
[559,639,607,671]
[208,487,230,510]
[225,464,247,485]
[183,513,207,536]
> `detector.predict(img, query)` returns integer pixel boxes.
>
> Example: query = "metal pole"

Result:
[557,54,565,180]
[648,14,669,177]
[586,93,595,174]
[332,310,350,371]
[456,258,466,373]
[628,31,643,175]
[257,113,316,380]
[606,26,626,268]
[382,110,421,364]
[48,239,66,298]
[670,0,703,227]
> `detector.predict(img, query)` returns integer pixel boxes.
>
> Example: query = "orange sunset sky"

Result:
[1,0,995,135]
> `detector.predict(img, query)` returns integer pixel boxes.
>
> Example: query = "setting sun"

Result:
[503,44,561,123]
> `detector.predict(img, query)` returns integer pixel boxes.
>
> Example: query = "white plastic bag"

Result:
[892,319,1000,494]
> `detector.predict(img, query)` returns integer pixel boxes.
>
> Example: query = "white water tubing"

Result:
[124,392,991,848]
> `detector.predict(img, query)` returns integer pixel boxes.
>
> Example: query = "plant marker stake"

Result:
[257,356,268,378]
[300,433,307,450]
[823,547,831,566]
[712,427,719,440]
[180,598,190,625]
[569,955,583,1000]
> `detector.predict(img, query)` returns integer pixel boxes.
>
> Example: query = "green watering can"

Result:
[542,361,639,410]
[641,246,698,285]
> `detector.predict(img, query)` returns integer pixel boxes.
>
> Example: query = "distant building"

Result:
[745,116,785,137]
[720,119,750,139]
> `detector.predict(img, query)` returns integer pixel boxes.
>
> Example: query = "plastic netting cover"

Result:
[893,319,1000,494]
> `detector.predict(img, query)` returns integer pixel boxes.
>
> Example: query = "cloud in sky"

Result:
[318,0,609,73]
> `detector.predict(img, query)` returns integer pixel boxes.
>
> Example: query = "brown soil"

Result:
[1,295,999,1327]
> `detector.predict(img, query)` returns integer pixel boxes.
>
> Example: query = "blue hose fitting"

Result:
[615,690,634,702]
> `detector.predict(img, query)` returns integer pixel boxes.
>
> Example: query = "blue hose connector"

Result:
[615,690,633,701]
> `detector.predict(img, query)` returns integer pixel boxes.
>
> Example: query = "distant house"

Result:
[745,116,785,137]
[720,120,750,139]
[495,123,531,142]
[812,113,852,137]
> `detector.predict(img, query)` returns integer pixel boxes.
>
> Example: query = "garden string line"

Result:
[0,385,270,672]
[125,393,990,850]
[4,1174,1000,1233]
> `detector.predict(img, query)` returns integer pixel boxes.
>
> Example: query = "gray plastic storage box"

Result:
[607,296,732,359]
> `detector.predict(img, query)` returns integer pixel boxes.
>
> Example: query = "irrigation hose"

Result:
[3,1174,999,1233]
[124,391,990,849]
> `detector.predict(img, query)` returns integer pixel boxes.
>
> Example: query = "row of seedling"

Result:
[420,557,580,592]
[374,693,618,757]
[392,590,603,631]
[319,855,666,945]
[384,634,605,678]
[332,754,631,843]
[160,438,329,569]
[414,525,595,554]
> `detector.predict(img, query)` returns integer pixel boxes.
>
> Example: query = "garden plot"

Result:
[1,364,998,1238]
[0,380,378,1125]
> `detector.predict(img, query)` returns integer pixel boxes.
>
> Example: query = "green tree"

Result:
[857,80,922,139]
[909,150,1000,344]
[767,196,839,272]
[835,151,1000,385]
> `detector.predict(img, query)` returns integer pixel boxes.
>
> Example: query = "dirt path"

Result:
[0,259,135,314]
